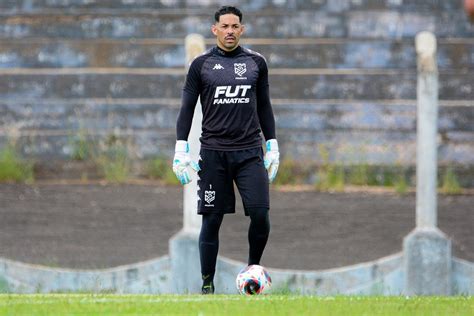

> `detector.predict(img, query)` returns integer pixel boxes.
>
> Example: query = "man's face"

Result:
[212,13,244,51]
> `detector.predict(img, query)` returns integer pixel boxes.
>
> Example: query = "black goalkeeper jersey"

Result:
[176,46,276,151]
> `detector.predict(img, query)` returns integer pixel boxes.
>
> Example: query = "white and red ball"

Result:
[235,265,272,295]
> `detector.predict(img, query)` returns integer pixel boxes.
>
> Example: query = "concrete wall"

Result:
[0,255,172,293]
[1,252,472,295]
[1,1,472,295]
[0,0,473,169]
[452,258,474,295]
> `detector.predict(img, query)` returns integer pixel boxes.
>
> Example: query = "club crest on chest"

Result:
[234,63,247,78]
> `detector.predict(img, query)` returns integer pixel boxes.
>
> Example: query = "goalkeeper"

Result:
[173,5,279,294]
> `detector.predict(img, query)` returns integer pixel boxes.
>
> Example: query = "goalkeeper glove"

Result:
[264,139,279,183]
[172,140,200,185]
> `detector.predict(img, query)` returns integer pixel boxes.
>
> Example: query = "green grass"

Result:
[96,143,131,183]
[441,166,462,194]
[0,144,34,183]
[316,163,345,191]
[273,157,316,186]
[146,157,180,185]
[0,295,471,316]
[69,129,95,161]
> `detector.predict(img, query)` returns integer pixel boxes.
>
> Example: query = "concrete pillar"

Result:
[169,34,205,294]
[403,31,452,295]
[404,228,452,295]
[183,34,205,235]
[415,31,438,229]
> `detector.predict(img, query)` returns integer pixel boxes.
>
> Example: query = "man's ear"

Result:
[211,24,218,36]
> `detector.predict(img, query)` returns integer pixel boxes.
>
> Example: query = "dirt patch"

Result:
[0,183,472,270]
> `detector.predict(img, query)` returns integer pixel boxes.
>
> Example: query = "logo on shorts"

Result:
[204,184,215,207]
[234,63,247,79]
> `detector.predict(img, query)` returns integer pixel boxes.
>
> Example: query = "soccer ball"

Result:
[235,265,272,295]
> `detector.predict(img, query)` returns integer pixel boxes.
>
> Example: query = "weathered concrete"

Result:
[169,33,204,294]
[2,101,473,134]
[1,72,473,100]
[215,253,405,295]
[182,33,204,235]
[403,32,452,296]
[1,252,472,295]
[0,0,466,13]
[0,13,345,39]
[415,31,439,228]
[0,8,472,40]
[0,0,472,297]
[1,125,473,165]
[0,1,472,172]
[452,258,474,295]
[0,73,184,99]
[251,41,472,70]
[0,255,172,293]
[0,40,186,68]
[169,231,201,294]
[0,130,177,160]
[1,98,473,165]
[1,40,473,70]
[403,228,452,295]
[0,100,180,130]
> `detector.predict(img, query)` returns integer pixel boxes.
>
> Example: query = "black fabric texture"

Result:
[177,46,276,149]
[199,213,224,280]
[197,147,269,215]
[247,207,270,265]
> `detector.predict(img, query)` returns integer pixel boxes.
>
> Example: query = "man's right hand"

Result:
[172,140,200,185]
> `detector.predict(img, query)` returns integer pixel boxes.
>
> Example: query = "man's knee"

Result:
[200,213,224,241]
[247,208,270,232]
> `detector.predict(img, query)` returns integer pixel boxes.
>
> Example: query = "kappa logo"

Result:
[213,63,224,70]
[204,184,215,207]
[234,63,247,77]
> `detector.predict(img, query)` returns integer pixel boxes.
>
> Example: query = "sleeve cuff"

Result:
[266,139,278,152]
[175,140,189,153]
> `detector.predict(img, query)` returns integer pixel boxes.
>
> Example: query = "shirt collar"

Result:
[214,46,242,57]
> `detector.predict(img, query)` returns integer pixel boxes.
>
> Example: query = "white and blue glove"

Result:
[264,139,279,183]
[172,140,200,185]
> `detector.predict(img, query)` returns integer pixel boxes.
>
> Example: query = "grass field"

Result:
[0,294,472,315]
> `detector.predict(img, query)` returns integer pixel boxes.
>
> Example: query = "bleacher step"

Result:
[0,9,472,40]
[0,72,473,100]
[1,38,473,69]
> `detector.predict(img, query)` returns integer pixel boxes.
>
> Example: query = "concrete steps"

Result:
[0,8,473,39]
[0,0,466,14]
[1,39,473,69]
[0,1,472,166]
[2,99,472,134]
[0,71,473,100]
[2,122,471,164]
[1,99,472,163]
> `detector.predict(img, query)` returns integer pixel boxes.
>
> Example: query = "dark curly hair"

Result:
[214,6,243,23]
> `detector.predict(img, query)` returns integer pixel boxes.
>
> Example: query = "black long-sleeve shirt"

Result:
[176,46,276,150]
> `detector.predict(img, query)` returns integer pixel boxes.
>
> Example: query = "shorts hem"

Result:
[198,209,235,215]
[243,204,269,210]
[200,144,262,152]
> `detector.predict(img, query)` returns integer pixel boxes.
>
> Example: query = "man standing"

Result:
[173,6,279,294]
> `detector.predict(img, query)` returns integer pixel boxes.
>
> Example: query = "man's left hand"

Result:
[264,139,279,183]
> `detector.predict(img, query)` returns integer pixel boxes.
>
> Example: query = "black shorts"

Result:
[197,147,269,216]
